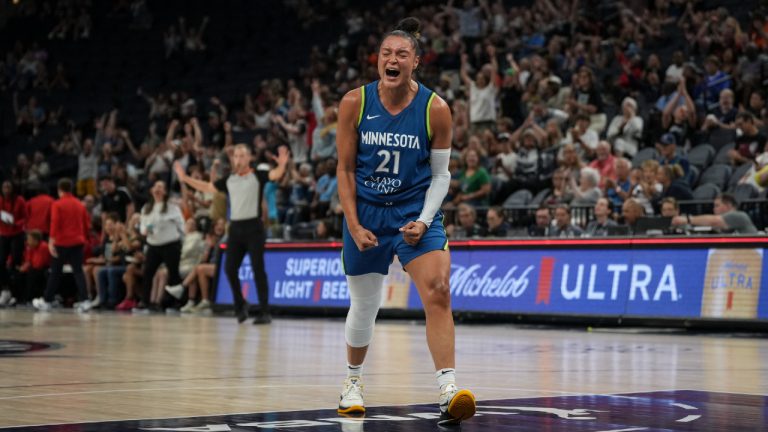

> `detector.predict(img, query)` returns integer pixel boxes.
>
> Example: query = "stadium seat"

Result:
[728,163,753,190]
[503,189,533,206]
[708,128,737,151]
[687,144,715,169]
[530,188,551,206]
[632,147,659,168]
[689,165,700,187]
[699,164,732,190]
[732,183,758,202]
[692,183,721,200]
[713,142,736,165]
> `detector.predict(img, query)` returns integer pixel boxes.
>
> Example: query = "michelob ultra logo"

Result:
[701,248,762,319]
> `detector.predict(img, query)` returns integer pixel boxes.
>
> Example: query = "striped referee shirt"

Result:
[214,163,271,221]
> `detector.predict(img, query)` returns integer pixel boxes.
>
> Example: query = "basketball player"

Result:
[335,17,476,425]
[174,144,289,324]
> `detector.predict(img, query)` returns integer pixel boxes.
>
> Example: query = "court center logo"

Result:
[7,391,764,431]
[0,340,60,356]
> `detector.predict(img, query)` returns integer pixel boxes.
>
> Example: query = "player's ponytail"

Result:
[387,17,422,54]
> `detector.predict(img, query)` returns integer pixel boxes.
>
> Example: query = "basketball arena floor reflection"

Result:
[0,309,766,431]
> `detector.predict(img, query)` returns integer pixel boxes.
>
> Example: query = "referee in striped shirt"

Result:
[175,144,289,324]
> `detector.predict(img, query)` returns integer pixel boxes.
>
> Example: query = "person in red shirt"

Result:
[588,141,618,190]
[25,184,54,237]
[33,178,91,311]
[17,229,51,305]
[0,181,27,306]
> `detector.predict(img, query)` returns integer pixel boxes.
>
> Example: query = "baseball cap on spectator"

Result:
[497,132,511,141]
[100,174,114,182]
[548,76,562,86]
[658,133,677,146]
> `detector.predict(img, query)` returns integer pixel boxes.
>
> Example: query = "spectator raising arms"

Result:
[460,45,499,133]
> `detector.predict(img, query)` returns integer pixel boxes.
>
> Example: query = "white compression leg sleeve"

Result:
[345,273,385,348]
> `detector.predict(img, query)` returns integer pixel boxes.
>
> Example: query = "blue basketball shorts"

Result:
[342,200,449,276]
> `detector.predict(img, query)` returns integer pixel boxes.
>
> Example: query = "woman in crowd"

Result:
[452,149,491,207]
[162,218,205,302]
[115,213,144,311]
[135,180,184,313]
[180,217,226,313]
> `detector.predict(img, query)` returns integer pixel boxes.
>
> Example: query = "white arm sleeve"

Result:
[417,148,452,228]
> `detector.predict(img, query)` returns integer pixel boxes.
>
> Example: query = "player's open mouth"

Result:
[385,68,400,78]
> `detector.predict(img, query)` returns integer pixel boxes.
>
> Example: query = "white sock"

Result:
[347,363,363,379]
[436,368,456,392]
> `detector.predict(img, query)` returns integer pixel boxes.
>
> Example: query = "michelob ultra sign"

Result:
[216,246,768,320]
[701,249,762,319]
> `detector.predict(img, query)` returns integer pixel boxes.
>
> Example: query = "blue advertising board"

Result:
[216,245,768,320]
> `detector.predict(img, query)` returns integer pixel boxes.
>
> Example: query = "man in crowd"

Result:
[585,198,617,237]
[33,178,91,311]
[528,206,551,237]
[447,203,484,238]
[729,112,767,166]
[621,198,645,233]
[99,175,134,222]
[672,193,757,234]
[484,207,509,238]
[549,204,583,238]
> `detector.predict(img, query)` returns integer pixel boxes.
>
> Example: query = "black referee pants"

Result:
[225,218,269,313]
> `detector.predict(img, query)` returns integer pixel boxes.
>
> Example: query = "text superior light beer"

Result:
[701,248,762,319]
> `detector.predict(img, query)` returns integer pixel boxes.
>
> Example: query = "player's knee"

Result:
[345,274,384,347]
[422,275,451,312]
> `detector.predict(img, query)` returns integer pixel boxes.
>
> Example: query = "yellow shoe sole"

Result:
[447,389,476,421]
[338,405,365,414]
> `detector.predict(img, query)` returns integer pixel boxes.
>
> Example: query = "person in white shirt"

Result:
[561,113,599,159]
[460,45,499,133]
[136,180,184,312]
[492,133,518,183]
[665,51,685,84]
[606,97,644,157]
[162,218,205,302]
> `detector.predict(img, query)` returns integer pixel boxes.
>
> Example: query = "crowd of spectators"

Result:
[0,0,767,310]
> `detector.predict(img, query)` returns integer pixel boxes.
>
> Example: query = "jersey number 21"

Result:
[375,150,401,175]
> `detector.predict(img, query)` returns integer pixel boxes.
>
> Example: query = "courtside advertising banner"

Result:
[216,251,412,309]
[215,246,768,320]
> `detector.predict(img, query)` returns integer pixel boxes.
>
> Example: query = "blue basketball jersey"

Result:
[355,81,436,205]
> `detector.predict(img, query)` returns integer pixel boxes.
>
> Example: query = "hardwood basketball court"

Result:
[0,309,766,431]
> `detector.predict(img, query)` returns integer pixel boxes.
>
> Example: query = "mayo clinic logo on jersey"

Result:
[364,175,402,194]
[272,257,349,302]
[360,131,421,149]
